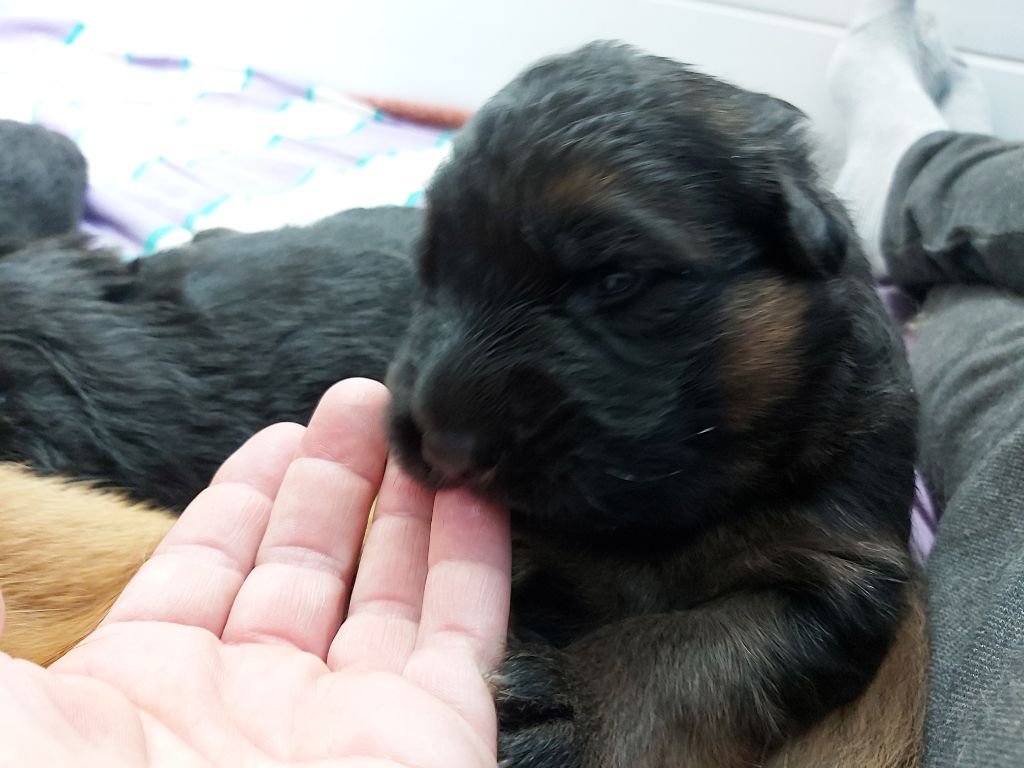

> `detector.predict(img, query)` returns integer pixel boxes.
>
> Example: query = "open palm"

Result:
[0,379,510,768]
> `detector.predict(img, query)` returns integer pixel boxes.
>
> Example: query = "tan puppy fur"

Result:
[0,464,174,666]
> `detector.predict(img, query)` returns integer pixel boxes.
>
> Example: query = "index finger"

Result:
[221,378,391,657]
[101,421,304,633]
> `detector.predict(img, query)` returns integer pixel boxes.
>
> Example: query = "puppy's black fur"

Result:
[0,207,420,509]
[386,42,918,767]
[0,120,87,253]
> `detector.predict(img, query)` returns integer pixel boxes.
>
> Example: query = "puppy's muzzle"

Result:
[400,357,558,486]
[419,427,494,483]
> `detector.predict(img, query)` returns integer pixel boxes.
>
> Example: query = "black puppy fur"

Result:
[0,120,87,253]
[387,42,918,767]
[0,207,420,509]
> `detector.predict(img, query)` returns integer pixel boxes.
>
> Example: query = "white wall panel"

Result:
[2,0,1022,142]
[702,0,1024,61]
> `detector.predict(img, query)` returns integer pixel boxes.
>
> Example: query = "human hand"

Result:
[0,378,510,768]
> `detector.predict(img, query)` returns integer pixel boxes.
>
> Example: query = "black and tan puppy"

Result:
[386,42,922,767]
[0,207,419,509]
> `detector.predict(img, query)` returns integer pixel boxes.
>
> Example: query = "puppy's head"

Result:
[388,42,872,534]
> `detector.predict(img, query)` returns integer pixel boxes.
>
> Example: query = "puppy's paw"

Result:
[492,648,584,768]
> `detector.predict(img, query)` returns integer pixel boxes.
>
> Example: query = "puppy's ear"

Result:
[776,175,848,277]
[737,89,848,276]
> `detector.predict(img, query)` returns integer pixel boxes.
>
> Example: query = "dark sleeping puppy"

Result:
[0,120,87,253]
[0,207,420,509]
[386,42,921,767]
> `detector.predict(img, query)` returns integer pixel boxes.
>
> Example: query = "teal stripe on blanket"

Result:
[183,194,230,232]
[142,224,178,255]
[64,23,84,45]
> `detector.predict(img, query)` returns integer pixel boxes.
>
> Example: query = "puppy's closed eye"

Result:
[569,266,649,311]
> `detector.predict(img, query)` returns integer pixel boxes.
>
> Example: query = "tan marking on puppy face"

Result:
[719,277,809,431]
[542,167,618,208]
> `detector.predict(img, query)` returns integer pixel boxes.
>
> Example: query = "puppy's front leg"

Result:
[495,579,909,768]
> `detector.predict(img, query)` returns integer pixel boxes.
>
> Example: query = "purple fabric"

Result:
[0,18,81,41]
[879,284,939,561]
[0,16,449,254]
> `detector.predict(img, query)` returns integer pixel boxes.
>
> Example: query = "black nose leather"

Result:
[421,429,481,480]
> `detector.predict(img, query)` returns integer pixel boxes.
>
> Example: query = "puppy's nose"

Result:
[421,429,484,481]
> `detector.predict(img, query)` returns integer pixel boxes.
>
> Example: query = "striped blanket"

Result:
[0,17,452,255]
